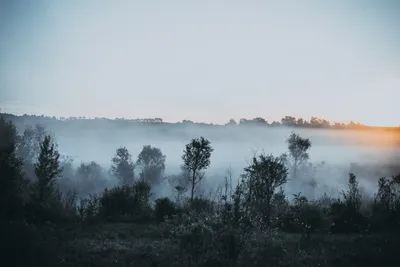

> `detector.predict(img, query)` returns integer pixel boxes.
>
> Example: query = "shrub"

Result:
[100,185,135,217]
[184,197,215,214]
[371,175,400,232]
[329,201,369,234]
[242,153,288,225]
[99,180,153,221]
[279,193,324,235]
[327,174,370,234]
[342,173,362,212]
[155,197,176,222]
[78,194,101,224]
[163,208,284,267]
[163,211,241,266]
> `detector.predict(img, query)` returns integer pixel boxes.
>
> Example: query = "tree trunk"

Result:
[191,170,196,201]
[293,160,298,179]
[265,197,271,226]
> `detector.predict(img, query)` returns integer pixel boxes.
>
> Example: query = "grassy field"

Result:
[54,222,399,267]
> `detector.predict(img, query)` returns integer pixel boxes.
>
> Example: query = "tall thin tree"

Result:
[286,132,311,179]
[182,137,214,200]
[33,135,63,205]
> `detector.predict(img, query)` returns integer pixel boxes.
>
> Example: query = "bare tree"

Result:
[182,137,214,200]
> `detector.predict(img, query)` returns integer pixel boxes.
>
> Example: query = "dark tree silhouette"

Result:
[0,111,380,131]
[286,132,312,179]
[342,173,362,212]
[136,145,166,185]
[243,153,288,224]
[226,118,237,126]
[281,116,297,126]
[110,147,135,186]
[33,135,63,205]
[17,124,48,163]
[0,116,24,221]
[182,137,214,200]
[76,161,106,196]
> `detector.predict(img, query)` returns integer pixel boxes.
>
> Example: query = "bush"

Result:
[278,194,324,235]
[163,209,284,267]
[163,211,239,266]
[24,188,78,225]
[184,197,215,214]
[155,197,176,222]
[78,194,101,224]
[329,201,369,234]
[99,180,153,221]
[100,186,132,217]
[370,175,400,232]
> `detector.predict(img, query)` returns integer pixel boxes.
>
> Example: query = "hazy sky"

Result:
[0,0,399,126]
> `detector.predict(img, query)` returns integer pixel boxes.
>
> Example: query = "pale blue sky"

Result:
[0,0,399,126]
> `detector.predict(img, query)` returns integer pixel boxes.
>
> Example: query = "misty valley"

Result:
[1,114,400,267]
[2,0,399,266]
[6,114,400,199]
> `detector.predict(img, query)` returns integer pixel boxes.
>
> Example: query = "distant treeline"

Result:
[1,112,399,131]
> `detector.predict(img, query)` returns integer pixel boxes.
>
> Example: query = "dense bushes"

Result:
[155,197,176,222]
[278,193,325,234]
[161,195,287,267]
[185,197,216,214]
[77,180,154,223]
[162,211,247,266]
[371,175,400,231]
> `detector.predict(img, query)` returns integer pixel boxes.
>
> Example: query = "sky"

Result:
[0,0,399,126]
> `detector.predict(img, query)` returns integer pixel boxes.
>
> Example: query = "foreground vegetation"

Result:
[1,115,400,267]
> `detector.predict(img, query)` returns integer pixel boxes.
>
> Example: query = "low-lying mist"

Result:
[13,119,399,202]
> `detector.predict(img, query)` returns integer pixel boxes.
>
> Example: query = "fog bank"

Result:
[4,114,398,200]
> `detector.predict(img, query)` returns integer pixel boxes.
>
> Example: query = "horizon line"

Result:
[1,111,399,128]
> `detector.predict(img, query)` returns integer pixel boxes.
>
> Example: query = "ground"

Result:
[55,222,400,267]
